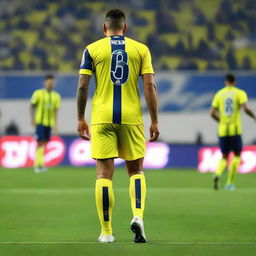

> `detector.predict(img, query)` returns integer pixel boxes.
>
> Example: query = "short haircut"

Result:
[105,9,125,31]
[45,74,54,80]
[225,73,236,83]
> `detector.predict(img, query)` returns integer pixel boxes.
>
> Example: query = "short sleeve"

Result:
[141,46,154,75]
[79,48,93,75]
[55,94,61,110]
[239,90,248,105]
[211,93,219,108]
[31,90,39,105]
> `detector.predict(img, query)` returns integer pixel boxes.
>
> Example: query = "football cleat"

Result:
[225,184,236,191]
[98,233,115,243]
[130,216,146,243]
[34,166,41,173]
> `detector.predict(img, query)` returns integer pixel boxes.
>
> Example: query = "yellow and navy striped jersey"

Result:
[31,89,61,127]
[212,86,248,137]
[79,35,154,125]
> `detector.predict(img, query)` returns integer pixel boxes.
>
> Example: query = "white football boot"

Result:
[34,166,41,173]
[98,234,115,243]
[130,216,147,243]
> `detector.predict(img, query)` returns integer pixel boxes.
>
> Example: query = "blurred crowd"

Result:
[0,0,256,71]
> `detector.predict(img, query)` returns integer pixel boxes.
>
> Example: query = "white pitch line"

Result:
[1,188,256,194]
[0,241,256,245]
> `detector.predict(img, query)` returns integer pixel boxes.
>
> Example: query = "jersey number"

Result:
[224,97,234,116]
[110,49,129,85]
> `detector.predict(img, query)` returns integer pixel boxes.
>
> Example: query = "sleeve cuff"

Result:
[79,69,93,75]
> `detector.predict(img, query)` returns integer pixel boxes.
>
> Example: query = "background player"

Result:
[210,73,256,190]
[76,9,159,243]
[30,74,61,173]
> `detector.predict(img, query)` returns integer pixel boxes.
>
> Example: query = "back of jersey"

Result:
[79,35,154,125]
[212,86,248,137]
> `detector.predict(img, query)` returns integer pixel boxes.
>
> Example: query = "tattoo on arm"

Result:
[77,74,91,121]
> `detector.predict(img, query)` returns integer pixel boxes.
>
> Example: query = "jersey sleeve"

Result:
[79,48,93,75]
[31,90,39,105]
[141,46,154,75]
[211,93,219,108]
[238,90,248,105]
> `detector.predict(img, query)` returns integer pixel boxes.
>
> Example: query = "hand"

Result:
[77,119,90,140]
[149,122,159,142]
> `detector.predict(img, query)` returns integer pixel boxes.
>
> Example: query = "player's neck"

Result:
[106,30,124,37]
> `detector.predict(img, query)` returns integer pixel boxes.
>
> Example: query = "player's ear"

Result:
[123,23,127,34]
[103,23,108,36]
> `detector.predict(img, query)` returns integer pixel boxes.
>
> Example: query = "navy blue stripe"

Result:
[113,85,121,124]
[111,35,125,124]
[102,187,109,221]
[135,179,141,209]
[80,48,93,70]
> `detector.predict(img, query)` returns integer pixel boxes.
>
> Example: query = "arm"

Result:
[77,74,91,140]
[242,103,256,120]
[142,73,159,142]
[54,110,58,134]
[210,107,220,122]
[30,104,36,127]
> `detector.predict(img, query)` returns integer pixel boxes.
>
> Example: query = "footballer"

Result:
[210,73,256,190]
[76,9,159,243]
[30,74,61,173]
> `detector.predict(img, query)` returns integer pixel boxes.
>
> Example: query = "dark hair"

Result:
[105,9,125,30]
[225,73,236,83]
[44,74,54,80]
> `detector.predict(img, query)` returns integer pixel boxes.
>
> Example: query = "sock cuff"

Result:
[130,173,145,181]
[96,178,112,187]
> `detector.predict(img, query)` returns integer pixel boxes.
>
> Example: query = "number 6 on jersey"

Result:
[110,49,129,85]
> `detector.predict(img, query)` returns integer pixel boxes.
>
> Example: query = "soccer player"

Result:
[76,9,159,243]
[30,74,61,173]
[210,73,256,190]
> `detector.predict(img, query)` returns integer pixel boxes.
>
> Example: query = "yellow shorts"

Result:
[91,124,146,161]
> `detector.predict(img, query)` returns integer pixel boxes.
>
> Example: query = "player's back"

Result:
[80,36,154,125]
[212,86,247,136]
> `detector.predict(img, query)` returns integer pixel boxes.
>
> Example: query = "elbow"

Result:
[210,109,215,118]
[144,82,157,91]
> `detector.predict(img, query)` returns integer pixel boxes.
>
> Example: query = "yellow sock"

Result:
[215,158,227,177]
[227,156,240,185]
[95,179,114,235]
[35,145,44,167]
[129,174,146,219]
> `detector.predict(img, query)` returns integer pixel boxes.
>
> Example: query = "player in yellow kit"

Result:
[30,74,61,173]
[76,9,159,243]
[210,73,256,190]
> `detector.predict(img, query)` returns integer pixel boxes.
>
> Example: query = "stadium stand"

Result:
[0,0,256,71]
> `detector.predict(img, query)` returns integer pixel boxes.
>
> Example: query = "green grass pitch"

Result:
[0,167,256,256]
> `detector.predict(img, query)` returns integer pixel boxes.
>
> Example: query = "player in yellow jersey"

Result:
[30,74,61,173]
[76,9,159,243]
[210,73,256,190]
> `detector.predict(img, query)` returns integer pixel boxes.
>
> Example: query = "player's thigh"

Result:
[35,125,45,142]
[118,124,146,161]
[219,136,231,155]
[231,135,243,155]
[91,124,118,159]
